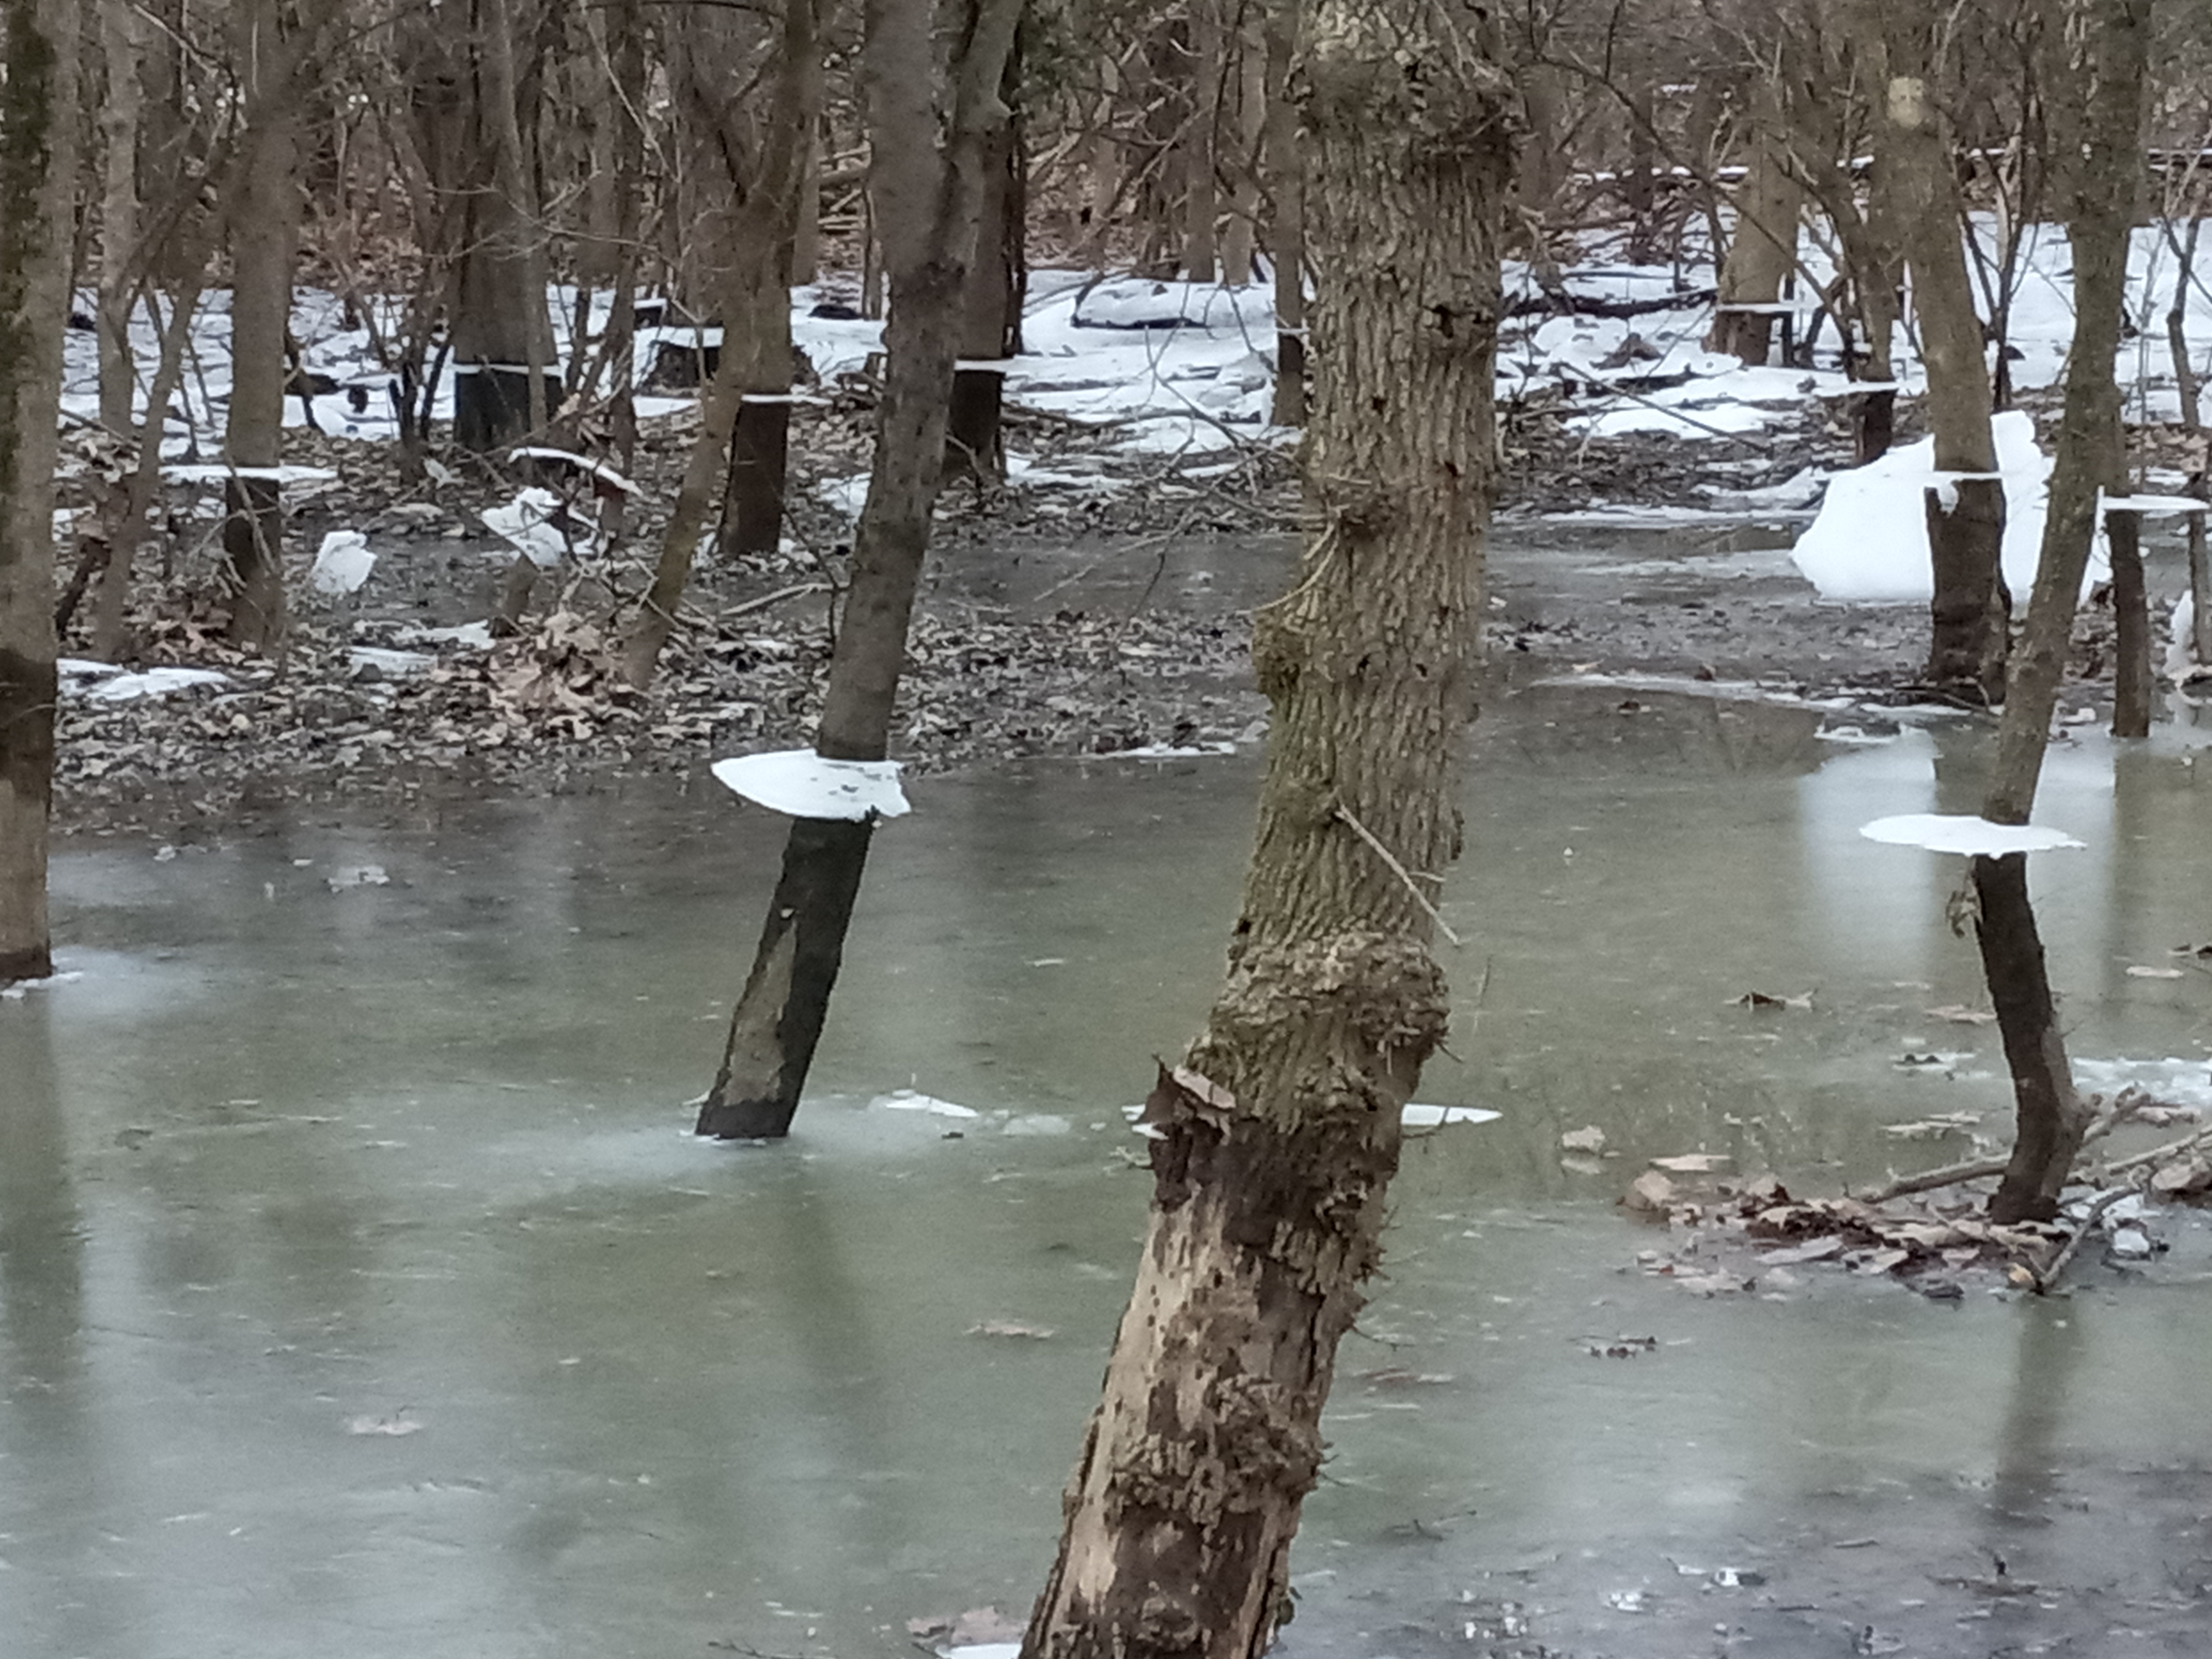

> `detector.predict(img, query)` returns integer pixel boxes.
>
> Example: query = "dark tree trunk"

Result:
[1263,0,1304,428]
[726,397,793,558]
[2108,506,2152,736]
[945,48,1021,483]
[694,818,873,1139]
[1923,479,2009,703]
[695,0,1024,1140]
[1977,854,2090,1222]
[1020,5,1512,1655]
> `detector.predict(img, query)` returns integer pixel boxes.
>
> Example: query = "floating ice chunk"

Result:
[870,1088,979,1119]
[308,529,376,595]
[82,666,229,702]
[1401,1103,1503,1128]
[712,749,911,821]
[1858,813,2085,855]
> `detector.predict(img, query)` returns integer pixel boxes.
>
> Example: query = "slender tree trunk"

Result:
[221,0,301,651]
[0,0,79,982]
[2168,212,2211,660]
[1263,1,1303,427]
[2108,504,2152,735]
[1979,0,2148,1226]
[95,272,208,660]
[1181,0,1221,283]
[1021,7,1511,1656]
[695,0,1024,1141]
[96,0,144,434]
[946,50,1021,484]
[1218,13,1265,286]
[1882,8,2008,702]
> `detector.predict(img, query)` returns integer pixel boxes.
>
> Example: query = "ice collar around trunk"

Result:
[1858,813,2085,855]
[711,749,911,821]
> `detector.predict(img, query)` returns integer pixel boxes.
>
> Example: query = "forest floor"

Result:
[52,350,2187,842]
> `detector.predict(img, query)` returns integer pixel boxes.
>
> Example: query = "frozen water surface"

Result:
[11,549,2212,1656]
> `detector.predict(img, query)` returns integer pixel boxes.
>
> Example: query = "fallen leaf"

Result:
[1854,1248,1910,1274]
[1621,1170,1678,1213]
[1560,1125,1608,1154]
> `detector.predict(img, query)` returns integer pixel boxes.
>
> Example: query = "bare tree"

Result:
[694,0,1024,1140]
[1020,4,1513,1654]
[1975,0,2149,1225]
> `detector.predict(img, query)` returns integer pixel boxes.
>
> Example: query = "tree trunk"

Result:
[695,0,1024,1141]
[1181,0,1221,283]
[1979,0,2148,1226]
[1882,15,2008,702]
[1262,0,1303,428]
[96,0,144,434]
[1712,116,1800,366]
[1020,6,1511,1656]
[2108,505,2152,735]
[0,0,79,982]
[946,49,1021,484]
[220,0,301,651]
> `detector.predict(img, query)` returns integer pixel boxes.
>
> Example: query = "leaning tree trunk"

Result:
[694,0,1024,1141]
[1882,6,2009,703]
[1020,7,1511,1658]
[0,0,79,982]
[1978,0,2147,1226]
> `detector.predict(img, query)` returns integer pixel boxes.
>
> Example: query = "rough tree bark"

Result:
[0,0,79,982]
[1881,3,2009,703]
[694,0,1024,1141]
[1019,6,1511,1657]
[1977,0,2148,1226]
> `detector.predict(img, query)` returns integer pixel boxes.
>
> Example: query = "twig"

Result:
[1334,804,1463,947]
[721,580,829,621]
[2032,1175,2145,1295]
[2087,1119,2212,1181]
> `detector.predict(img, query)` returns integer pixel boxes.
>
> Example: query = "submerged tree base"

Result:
[695,814,875,1140]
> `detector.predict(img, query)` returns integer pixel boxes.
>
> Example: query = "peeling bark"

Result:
[1021,5,1511,1656]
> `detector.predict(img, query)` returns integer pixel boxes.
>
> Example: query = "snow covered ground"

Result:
[57,215,2211,609]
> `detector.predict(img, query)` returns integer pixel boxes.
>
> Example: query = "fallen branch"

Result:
[2032,1175,2146,1294]
[1858,1105,2127,1205]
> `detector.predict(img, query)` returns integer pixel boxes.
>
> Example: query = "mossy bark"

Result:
[1020,6,1512,1656]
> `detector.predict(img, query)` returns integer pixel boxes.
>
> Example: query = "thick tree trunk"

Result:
[695,0,1024,1140]
[1882,23,2008,702]
[1020,7,1511,1657]
[0,0,79,982]
[1979,0,2147,1226]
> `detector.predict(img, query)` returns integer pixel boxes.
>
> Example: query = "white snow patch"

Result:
[0,970,84,1001]
[308,530,376,596]
[1103,741,1237,760]
[711,749,911,821]
[397,621,497,650]
[162,463,338,486]
[1401,1103,1502,1127]
[483,488,594,569]
[870,1088,979,1119]
[1791,410,2098,603]
[1858,813,2086,855]
[347,646,433,677]
[81,666,230,702]
[2074,1056,2212,1111]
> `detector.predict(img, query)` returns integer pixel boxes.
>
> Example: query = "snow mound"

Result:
[80,666,230,702]
[1858,813,2085,855]
[711,749,911,821]
[1790,410,2101,603]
